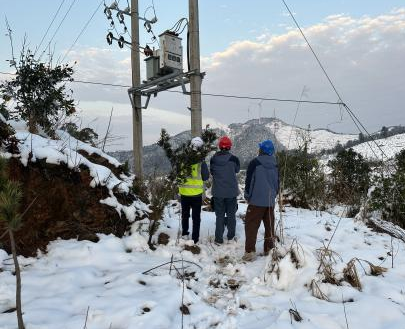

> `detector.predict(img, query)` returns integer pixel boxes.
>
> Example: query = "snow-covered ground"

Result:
[351,133,405,160]
[0,204,404,329]
[267,121,358,153]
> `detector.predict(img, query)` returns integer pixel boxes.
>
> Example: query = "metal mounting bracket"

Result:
[127,70,205,109]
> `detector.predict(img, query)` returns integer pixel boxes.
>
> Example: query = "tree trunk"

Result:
[9,230,25,329]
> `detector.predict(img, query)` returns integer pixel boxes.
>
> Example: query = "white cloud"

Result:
[64,9,404,150]
[200,9,405,133]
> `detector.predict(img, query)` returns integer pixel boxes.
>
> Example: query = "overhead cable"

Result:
[39,0,78,60]
[60,0,104,63]
[281,0,389,161]
[34,0,66,57]
[0,72,346,106]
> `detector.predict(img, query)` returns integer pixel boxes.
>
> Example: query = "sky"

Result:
[0,0,405,150]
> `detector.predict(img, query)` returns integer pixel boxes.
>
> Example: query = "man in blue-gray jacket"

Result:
[243,139,279,261]
[210,136,240,244]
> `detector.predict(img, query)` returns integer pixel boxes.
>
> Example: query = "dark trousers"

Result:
[181,195,202,243]
[214,197,237,243]
[245,204,275,253]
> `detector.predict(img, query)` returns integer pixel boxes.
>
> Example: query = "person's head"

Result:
[218,136,232,151]
[190,136,204,150]
[258,140,275,156]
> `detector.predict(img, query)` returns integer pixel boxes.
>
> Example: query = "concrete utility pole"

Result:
[189,0,202,137]
[131,0,143,178]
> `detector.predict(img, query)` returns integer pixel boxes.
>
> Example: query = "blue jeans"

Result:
[214,197,237,243]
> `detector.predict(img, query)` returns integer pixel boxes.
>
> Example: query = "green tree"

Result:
[0,49,75,134]
[0,100,9,120]
[328,148,370,209]
[157,126,217,185]
[278,132,327,210]
[369,149,405,228]
[0,158,25,329]
[62,122,98,146]
[380,126,389,138]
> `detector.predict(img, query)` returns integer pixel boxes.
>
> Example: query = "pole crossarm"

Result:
[127,70,205,109]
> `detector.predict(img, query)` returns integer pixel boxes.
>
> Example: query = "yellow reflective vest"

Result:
[178,163,204,196]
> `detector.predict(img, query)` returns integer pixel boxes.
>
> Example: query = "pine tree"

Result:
[0,158,25,329]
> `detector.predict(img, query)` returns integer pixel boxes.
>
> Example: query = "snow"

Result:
[0,204,404,329]
[1,120,149,222]
[350,134,405,160]
[267,121,358,153]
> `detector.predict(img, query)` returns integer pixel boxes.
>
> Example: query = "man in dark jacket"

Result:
[243,139,279,261]
[210,136,240,244]
[179,137,210,244]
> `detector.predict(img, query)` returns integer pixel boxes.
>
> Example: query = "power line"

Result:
[68,78,346,106]
[39,0,78,60]
[72,79,130,88]
[165,90,344,106]
[281,0,388,161]
[34,0,66,57]
[60,0,104,63]
[0,71,346,106]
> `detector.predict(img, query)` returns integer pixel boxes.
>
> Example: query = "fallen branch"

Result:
[342,294,350,329]
[83,306,90,329]
[142,259,202,275]
[366,217,405,242]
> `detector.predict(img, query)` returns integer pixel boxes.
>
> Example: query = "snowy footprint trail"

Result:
[0,204,404,329]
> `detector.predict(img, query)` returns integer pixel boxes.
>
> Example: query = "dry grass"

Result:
[310,279,328,301]
[343,258,362,291]
[289,239,305,269]
[316,245,342,285]
[355,258,388,276]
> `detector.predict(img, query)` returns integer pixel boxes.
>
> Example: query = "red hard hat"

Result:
[218,136,232,150]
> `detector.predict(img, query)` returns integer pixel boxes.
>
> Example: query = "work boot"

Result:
[242,252,256,262]
[181,234,190,240]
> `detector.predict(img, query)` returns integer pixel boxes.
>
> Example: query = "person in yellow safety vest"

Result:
[179,137,209,244]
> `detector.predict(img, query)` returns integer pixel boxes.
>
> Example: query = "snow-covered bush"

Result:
[277,147,327,210]
[61,122,98,147]
[369,149,405,228]
[328,148,370,213]
[157,126,217,185]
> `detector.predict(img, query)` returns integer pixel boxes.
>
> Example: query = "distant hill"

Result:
[345,133,405,160]
[110,117,382,175]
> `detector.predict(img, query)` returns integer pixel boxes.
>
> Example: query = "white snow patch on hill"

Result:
[0,204,404,329]
[351,133,405,160]
[267,121,357,153]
